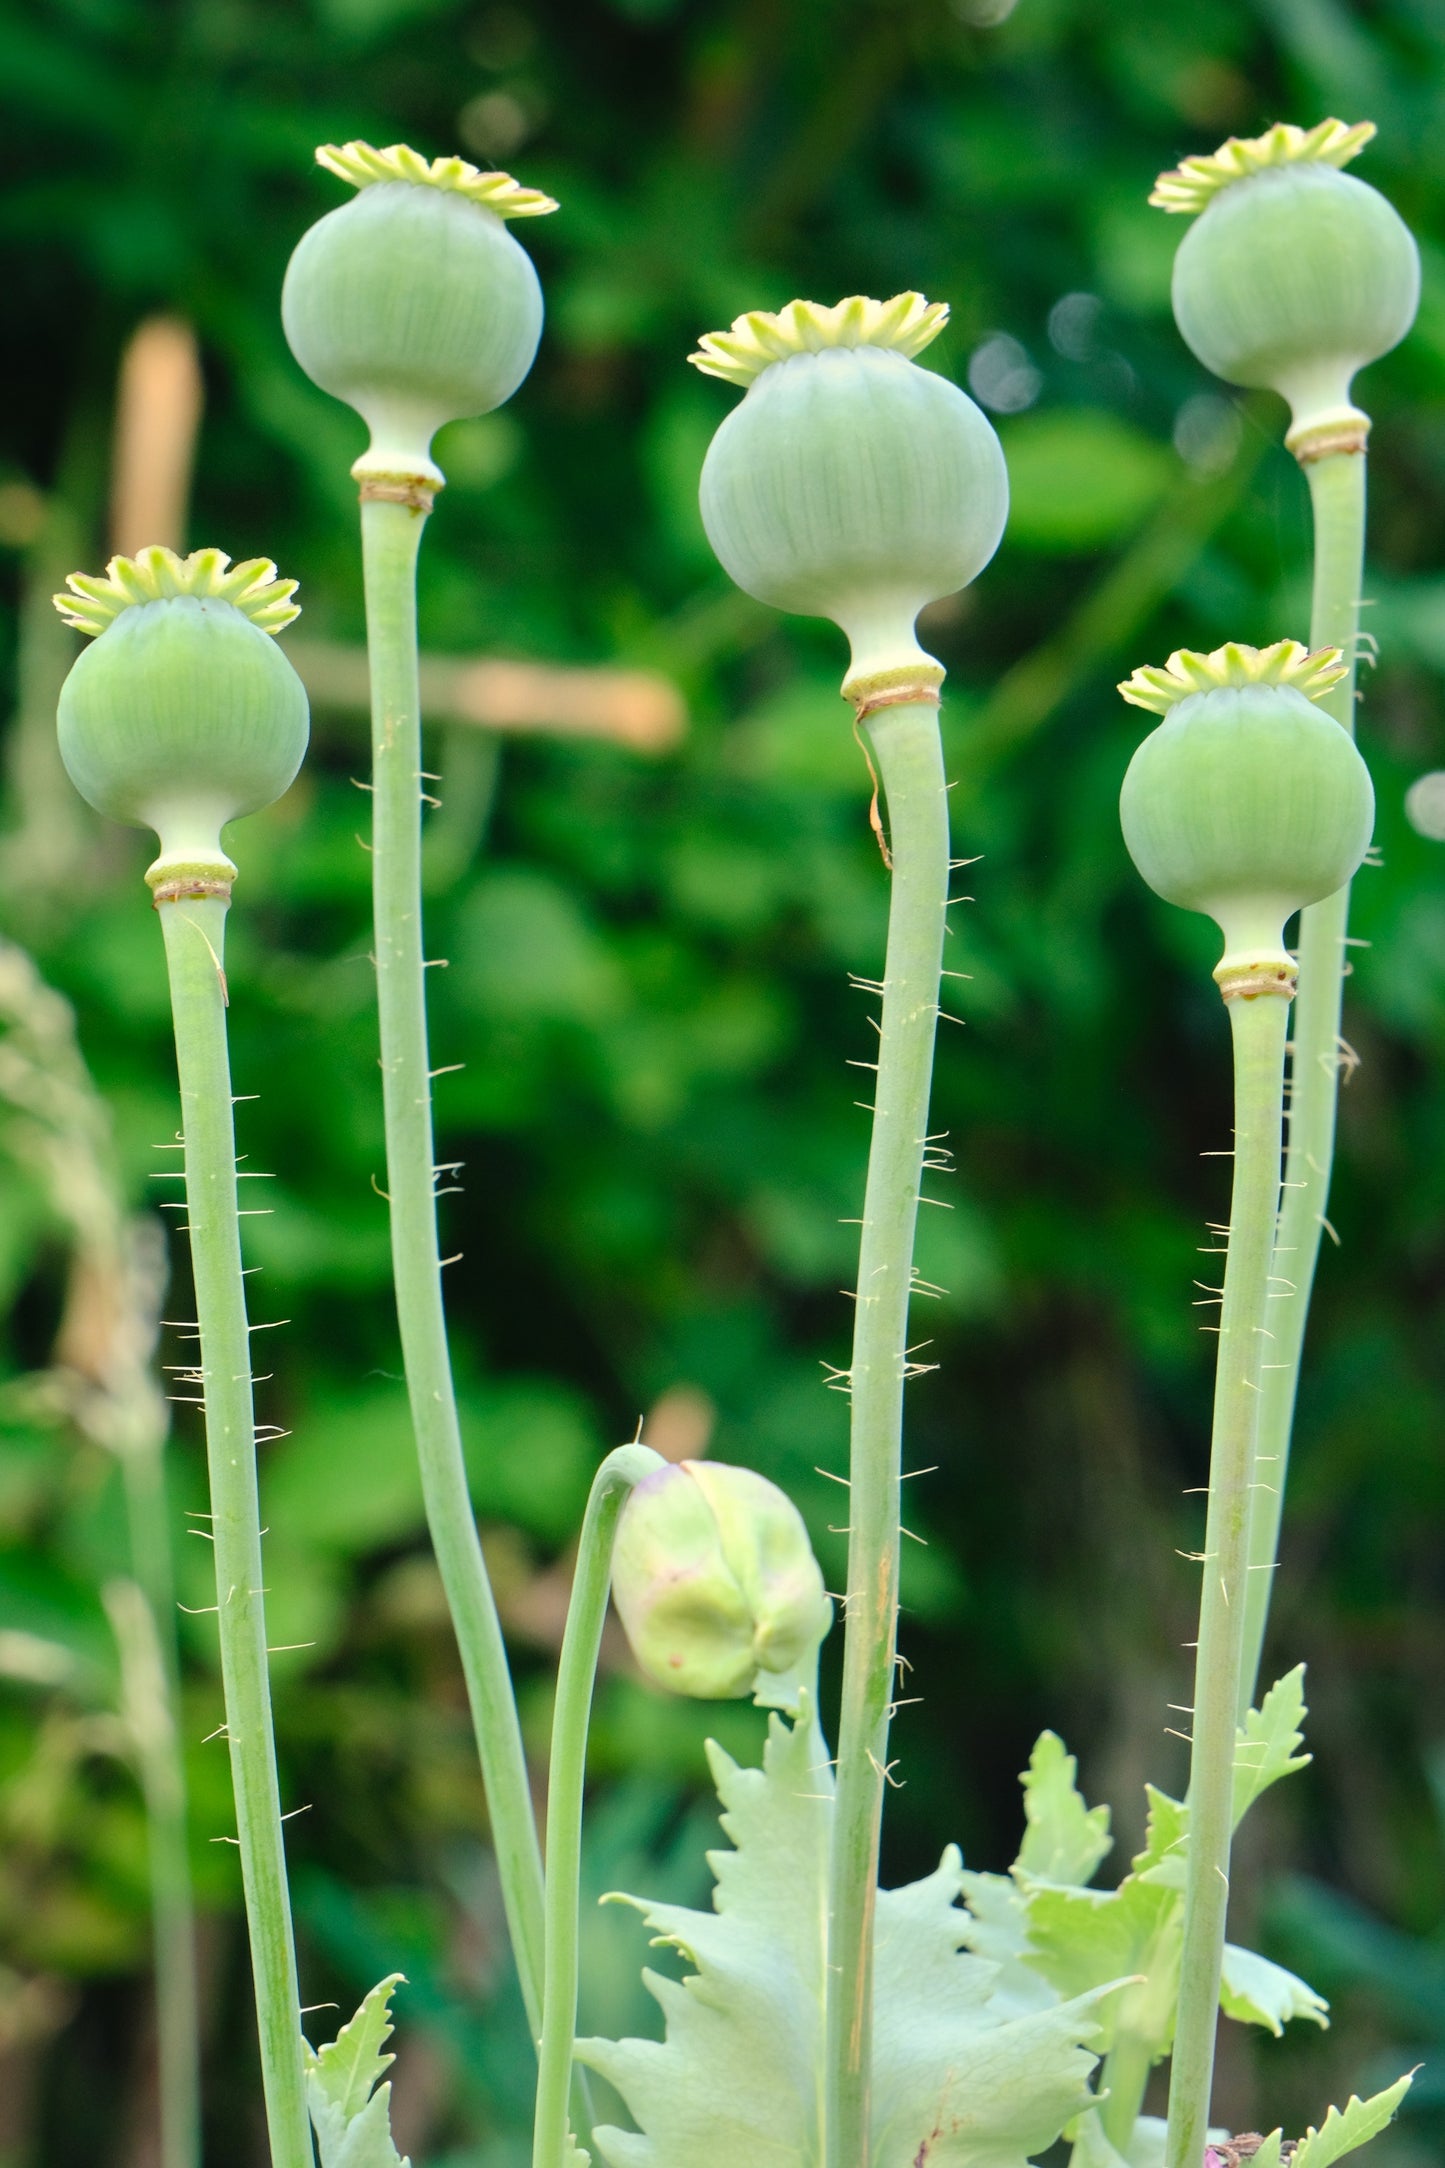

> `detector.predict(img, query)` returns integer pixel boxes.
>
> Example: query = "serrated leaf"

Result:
[1290,2074,1414,2167]
[1248,2135,1284,2168]
[1219,1943,1328,2036]
[1233,1668,1310,1827]
[1016,1733,1112,1889]
[872,1850,1109,2165]
[956,1870,1057,2019]
[304,1974,411,2168]
[1023,1876,1177,2059]
[1133,1788,1188,1891]
[577,1696,1107,2168]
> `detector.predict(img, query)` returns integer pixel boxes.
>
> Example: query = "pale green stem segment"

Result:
[110,1236,200,2168]
[1239,448,1367,1714]
[1165,990,1291,2168]
[157,896,311,2168]
[1098,2025,1156,2158]
[533,1442,664,2168]
[109,1553,200,2168]
[825,702,950,2168]
[359,495,547,2036]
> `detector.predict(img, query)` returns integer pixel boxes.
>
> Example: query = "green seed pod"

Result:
[1153,121,1419,456]
[54,547,309,892]
[692,295,1007,699]
[1118,640,1374,994]
[282,142,557,488]
[611,1459,832,1707]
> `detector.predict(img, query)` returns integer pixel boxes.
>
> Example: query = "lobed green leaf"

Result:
[304,1974,410,2168]
[578,1699,1109,2168]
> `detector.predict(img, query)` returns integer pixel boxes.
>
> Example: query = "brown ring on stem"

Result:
[1214,960,1298,1004]
[358,475,439,513]
[148,875,235,907]
[1287,415,1372,464]
[850,682,943,723]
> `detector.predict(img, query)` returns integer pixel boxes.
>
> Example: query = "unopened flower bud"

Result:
[1118,640,1374,994]
[1153,121,1418,457]
[610,1460,832,1704]
[54,547,309,892]
[282,141,556,489]
[691,295,1007,700]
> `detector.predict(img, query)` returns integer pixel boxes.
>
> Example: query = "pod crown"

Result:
[315,140,558,219]
[54,547,300,639]
[1150,118,1376,216]
[689,292,948,389]
[1118,639,1347,716]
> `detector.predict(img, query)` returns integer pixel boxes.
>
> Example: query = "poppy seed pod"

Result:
[1154,121,1419,456]
[282,142,556,488]
[692,295,1007,698]
[1118,641,1374,992]
[610,1460,832,1706]
[54,547,309,891]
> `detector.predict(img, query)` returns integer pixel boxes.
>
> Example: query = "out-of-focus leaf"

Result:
[999,411,1173,552]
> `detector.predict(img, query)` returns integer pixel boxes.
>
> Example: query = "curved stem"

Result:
[1164,990,1290,2168]
[158,896,310,2168]
[1239,448,1367,1713]
[824,702,950,2168]
[533,1443,663,2168]
[360,495,547,2036]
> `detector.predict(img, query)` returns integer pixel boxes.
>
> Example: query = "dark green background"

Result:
[0,0,1443,2160]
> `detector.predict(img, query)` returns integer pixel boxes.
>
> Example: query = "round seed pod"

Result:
[1154,122,1418,451]
[1118,641,1374,985]
[611,1460,832,1706]
[54,547,309,885]
[282,142,556,486]
[693,295,1007,697]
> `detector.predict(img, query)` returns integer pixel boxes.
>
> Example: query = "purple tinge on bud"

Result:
[610,1460,832,1701]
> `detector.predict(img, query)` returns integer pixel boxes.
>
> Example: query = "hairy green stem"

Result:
[360,494,546,2036]
[158,896,310,2168]
[1165,989,1290,2168]
[825,701,950,2168]
[1239,448,1367,1714]
[533,1443,663,2168]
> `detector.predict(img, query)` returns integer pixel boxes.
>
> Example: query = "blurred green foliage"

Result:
[0,0,1444,2161]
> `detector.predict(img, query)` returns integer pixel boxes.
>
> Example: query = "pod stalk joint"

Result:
[1286,407,1372,463]
[1214,955,1299,1004]
[353,454,444,514]
[147,861,237,909]
[846,661,945,721]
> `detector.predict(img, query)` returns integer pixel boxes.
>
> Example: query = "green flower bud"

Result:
[691,295,1007,699]
[282,142,557,490]
[1153,121,1419,457]
[610,1460,832,1707]
[1118,640,1374,996]
[54,546,309,894]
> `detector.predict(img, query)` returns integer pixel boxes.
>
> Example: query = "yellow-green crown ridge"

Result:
[1118,639,1347,716]
[689,293,949,389]
[54,547,300,640]
[316,140,558,218]
[1150,118,1377,216]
